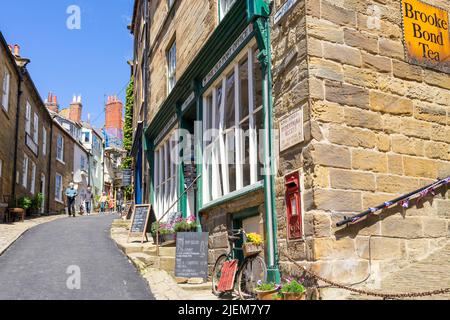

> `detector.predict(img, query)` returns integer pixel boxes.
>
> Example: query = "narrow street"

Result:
[0,215,154,300]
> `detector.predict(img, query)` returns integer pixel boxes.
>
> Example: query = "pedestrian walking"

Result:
[108,195,115,214]
[83,186,93,215]
[65,182,78,218]
[116,188,124,214]
[100,192,107,214]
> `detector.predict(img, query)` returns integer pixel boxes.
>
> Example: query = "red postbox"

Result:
[285,171,302,240]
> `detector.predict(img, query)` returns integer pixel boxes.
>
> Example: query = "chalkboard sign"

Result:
[175,232,209,280]
[127,204,151,244]
[122,169,132,187]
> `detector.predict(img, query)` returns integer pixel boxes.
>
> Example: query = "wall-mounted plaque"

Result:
[279,108,304,152]
[401,0,450,73]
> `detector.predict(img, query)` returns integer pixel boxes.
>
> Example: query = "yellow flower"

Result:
[247,233,263,245]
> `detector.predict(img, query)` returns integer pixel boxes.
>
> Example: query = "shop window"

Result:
[153,130,178,219]
[167,41,176,94]
[202,45,264,205]
[219,0,237,21]
[55,173,63,202]
[2,69,10,112]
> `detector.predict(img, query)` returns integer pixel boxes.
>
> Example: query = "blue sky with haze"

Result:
[0,0,134,128]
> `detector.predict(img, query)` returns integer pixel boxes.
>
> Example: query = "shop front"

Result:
[144,1,279,281]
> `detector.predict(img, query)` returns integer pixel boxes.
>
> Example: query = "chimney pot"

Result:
[13,44,20,56]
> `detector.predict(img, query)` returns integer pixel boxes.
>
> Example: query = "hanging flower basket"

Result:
[243,242,262,258]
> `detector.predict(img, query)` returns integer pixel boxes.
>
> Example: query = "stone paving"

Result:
[111,220,220,300]
[0,214,65,255]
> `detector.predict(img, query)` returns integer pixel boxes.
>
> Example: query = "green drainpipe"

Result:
[251,0,281,283]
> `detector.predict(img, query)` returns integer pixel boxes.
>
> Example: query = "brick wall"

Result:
[272,0,450,299]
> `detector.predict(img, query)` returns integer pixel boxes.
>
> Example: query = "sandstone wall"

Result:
[147,0,217,122]
[272,0,450,299]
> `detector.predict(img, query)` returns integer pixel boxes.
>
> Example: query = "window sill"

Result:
[200,181,264,212]
[56,158,65,165]
[55,199,64,205]
[1,105,10,119]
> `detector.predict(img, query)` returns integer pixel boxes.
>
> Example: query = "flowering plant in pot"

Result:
[255,281,280,300]
[280,278,306,300]
[173,216,198,233]
[159,223,175,242]
[243,232,263,257]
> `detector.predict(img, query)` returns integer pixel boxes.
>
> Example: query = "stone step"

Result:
[116,242,144,255]
[179,282,212,291]
[143,246,176,257]
[160,256,175,272]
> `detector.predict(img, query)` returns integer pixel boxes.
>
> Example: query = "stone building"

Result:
[131,0,449,298]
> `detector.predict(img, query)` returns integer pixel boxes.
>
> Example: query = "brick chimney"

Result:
[105,95,123,130]
[69,95,83,123]
[45,92,59,113]
[9,43,30,68]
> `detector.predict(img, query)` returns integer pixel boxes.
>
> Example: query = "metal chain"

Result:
[282,252,450,299]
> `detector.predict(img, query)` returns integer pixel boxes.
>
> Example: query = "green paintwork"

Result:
[246,0,271,22]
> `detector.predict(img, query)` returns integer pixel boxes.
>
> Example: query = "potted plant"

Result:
[151,221,164,243]
[255,281,280,300]
[30,193,43,216]
[280,279,306,300]
[243,232,263,258]
[173,216,198,233]
[160,223,175,242]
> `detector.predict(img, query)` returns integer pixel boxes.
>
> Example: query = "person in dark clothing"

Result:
[83,186,93,215]
[116,189,124,214]
[65,182,78,218]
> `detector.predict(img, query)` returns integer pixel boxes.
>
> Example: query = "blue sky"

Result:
[0,0,134,128]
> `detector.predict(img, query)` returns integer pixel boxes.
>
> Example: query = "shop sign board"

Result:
[175,232,209,280]
[217,260,238,292]
[122,169,132,186]
[202,24,253,87]
[274,0,298,25]
[127,204,151,243]
[401,0,450,73]
[279,108,304,152]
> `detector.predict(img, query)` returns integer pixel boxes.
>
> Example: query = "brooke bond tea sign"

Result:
[401,0,450,73]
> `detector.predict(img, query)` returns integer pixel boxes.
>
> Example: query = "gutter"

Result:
[11,68,24,201]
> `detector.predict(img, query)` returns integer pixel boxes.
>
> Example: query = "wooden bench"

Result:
[8,208,25,223]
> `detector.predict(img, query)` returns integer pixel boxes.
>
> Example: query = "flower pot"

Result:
[282,292,306,300]
[163,233,175,243]
[255,289,279,300]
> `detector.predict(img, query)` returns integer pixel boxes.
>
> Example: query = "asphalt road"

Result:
[0,214,154,300]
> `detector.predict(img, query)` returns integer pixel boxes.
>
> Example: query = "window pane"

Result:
[253,49,263,111]
[239,58,249,121]
[241,120,251,187]
[225,73,235,129]
[226,130,236,192]
[215,86,222,130]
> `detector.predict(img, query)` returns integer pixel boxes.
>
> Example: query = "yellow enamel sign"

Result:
[402,0,450,73]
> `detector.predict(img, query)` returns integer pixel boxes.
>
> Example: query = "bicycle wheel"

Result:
[211,254,228,297]
[236,255,267,300]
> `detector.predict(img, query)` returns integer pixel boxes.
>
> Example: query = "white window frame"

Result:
[42,128,47,156]
[33,113,39,143]
[219,0,237,21]
[167,41,176,94]
[202,42,263,205]
[55,173,63,202]
[30,161,36,195]
[153,129,178,220]
[168,0,175,9]
[56,134,64,163]
[25,102,31,135]
[2,69,10,112]
[22,154,29,188]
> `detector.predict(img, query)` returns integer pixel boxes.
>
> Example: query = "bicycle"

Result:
[211,229,267,300]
